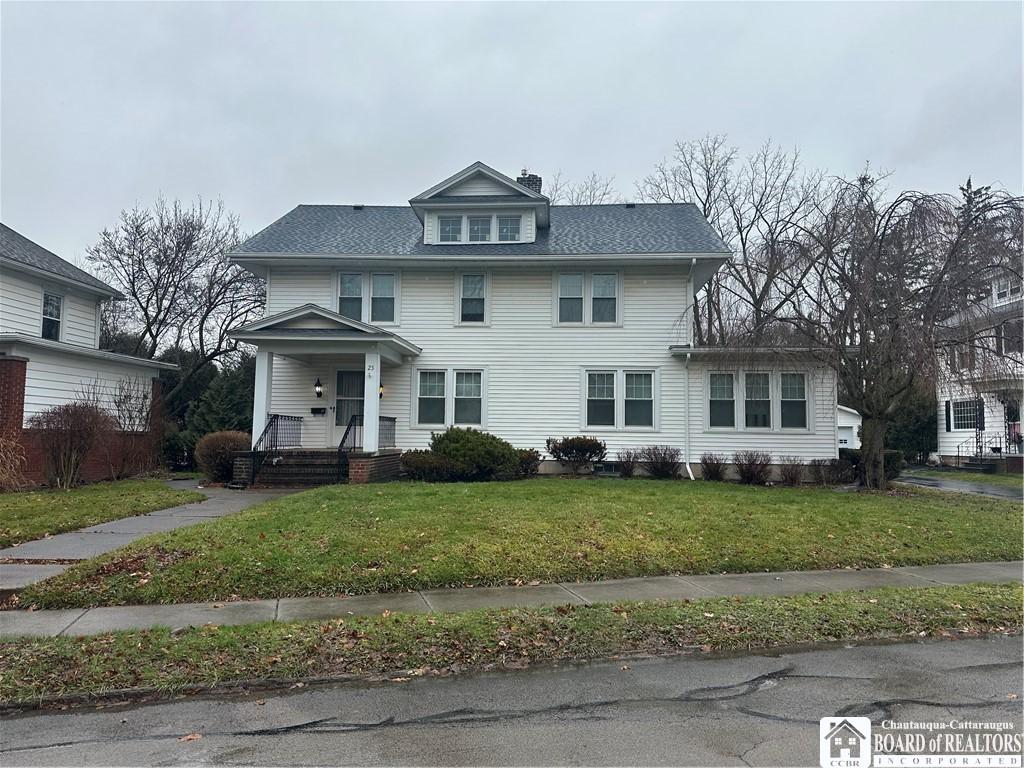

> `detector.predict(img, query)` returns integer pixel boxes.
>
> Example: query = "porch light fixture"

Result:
[378,384,384,399]
[314,378,323,398]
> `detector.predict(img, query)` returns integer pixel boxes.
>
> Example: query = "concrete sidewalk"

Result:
[0,481,293,593]
[1,560,1019,638]
[899,473,1023,500]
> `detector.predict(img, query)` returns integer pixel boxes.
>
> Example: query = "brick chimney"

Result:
[516,169,543,195]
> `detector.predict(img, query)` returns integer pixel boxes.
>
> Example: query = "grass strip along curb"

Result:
[17,480,1022,608]
[2,583,1019,706]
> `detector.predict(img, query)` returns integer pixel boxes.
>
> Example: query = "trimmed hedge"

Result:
[545,436,607,475]
[402,428,525,482]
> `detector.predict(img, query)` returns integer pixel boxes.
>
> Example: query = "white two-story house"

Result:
[0,223,172,484]
[229,162,840,483]
[935,271,1023,471]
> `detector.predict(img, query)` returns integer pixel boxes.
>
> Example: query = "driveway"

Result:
[1,635,1019,766]
[899,473,1023,500]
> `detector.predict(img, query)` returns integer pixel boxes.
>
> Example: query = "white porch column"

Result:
[362,350,381,453]
[251,349,274,448]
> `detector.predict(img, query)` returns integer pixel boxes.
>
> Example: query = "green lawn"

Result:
[1,583,1019,705]
[19,479,1022,608]
[0,480,206,549]
[906,469,1023,492]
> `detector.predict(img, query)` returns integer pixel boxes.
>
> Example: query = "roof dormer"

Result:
[410,162,550,245]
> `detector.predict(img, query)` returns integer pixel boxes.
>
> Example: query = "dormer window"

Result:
[995,275,1022,301]
[497,215,521,242]
[468,216,491,242]
[439,216,462,242]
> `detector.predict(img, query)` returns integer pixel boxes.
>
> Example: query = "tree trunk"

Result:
[859,416,889,490]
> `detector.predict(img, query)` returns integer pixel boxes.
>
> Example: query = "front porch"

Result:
[228,304,422,486]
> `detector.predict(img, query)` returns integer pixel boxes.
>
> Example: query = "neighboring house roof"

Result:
[0,333,177,369]
[837,405,861,417]
[0,223,122,299]
[824,720,867,740]
[231,203,731,258]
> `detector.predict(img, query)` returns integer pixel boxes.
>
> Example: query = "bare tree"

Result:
[776,175,1022,488]
[87,197,264,420]
[545,171,622,204]
[638,136,822,345]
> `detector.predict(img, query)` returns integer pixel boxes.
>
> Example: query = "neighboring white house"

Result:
[0,223,173,483]
[228,162,840,481]
[935,271,1023,468]
[836,405,861,449]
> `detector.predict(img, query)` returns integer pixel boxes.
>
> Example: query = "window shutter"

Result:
[977,399,985,431]
[944,401,951,432]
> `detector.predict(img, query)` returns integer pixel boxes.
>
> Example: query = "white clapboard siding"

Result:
[265,266,336,314]
[685,364,837,462]
[440,175,514,197]
[0,269,44,336]
[63,293,100,347]
[21,347,157,424]
[935,384,1007,457]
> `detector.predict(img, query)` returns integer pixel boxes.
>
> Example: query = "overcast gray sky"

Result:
[2,1,1020,263]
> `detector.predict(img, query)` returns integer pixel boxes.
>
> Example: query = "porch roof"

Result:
[230,304,422,358]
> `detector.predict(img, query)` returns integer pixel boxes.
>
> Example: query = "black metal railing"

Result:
[250,414,303,483]
[336,414,398,480]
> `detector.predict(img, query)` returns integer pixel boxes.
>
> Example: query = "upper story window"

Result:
[439,216,462,243]
[555,272,620,326]
[995,275,1022,302]
[996,319,1024,357]
[337,272,399,325]
[497,215,521,242]
[468,216,491,242]
[433,214,524,244]
[42,292,62,341]
[459,273,487,324]
[371,273,395,323]
[339,274,362,321]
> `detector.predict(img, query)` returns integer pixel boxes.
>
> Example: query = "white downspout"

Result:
[683,351,694,480]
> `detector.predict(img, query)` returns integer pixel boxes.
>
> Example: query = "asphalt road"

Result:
[2,636,1021,766]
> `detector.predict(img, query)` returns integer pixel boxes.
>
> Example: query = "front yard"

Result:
[0,480,206,549]
[2,583,1019,704]
[19,479,1021,608]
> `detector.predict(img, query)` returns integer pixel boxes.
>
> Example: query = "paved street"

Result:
[2,636,1020,766]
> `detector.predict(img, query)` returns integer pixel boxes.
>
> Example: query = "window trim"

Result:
[580,367,659,432]
[411,367,488,429]
[702,368,815,434]
[779,372,808,430]
[41,291,63,342]
[553,271,623,327]
[454,271,491,326]
[336,271,401,326]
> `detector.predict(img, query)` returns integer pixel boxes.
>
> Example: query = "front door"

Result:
[334,370,364,445]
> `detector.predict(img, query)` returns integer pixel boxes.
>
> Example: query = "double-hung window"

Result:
[454,371,482,424]
[586,372,615,426]
[338,274,362,321]
[708,373,735,428]
[468,216,491,242]
[460,274,486,323]
[417,371,446,425]
[497,215,521,241]
[624,372,654,427]
[558,274,584,323]
[591,274,617,323]
[370,273,395,323]
[952,399,977,430]
[780,373,807,429]
[744,372,771,428]
[438,216,462,243]
[42,293,62,341]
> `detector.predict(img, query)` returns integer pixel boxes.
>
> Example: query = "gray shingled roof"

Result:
[0,223,121,296]
[232,203,731,257]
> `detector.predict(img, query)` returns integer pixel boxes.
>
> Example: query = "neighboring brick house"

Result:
[0,223,174,485]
